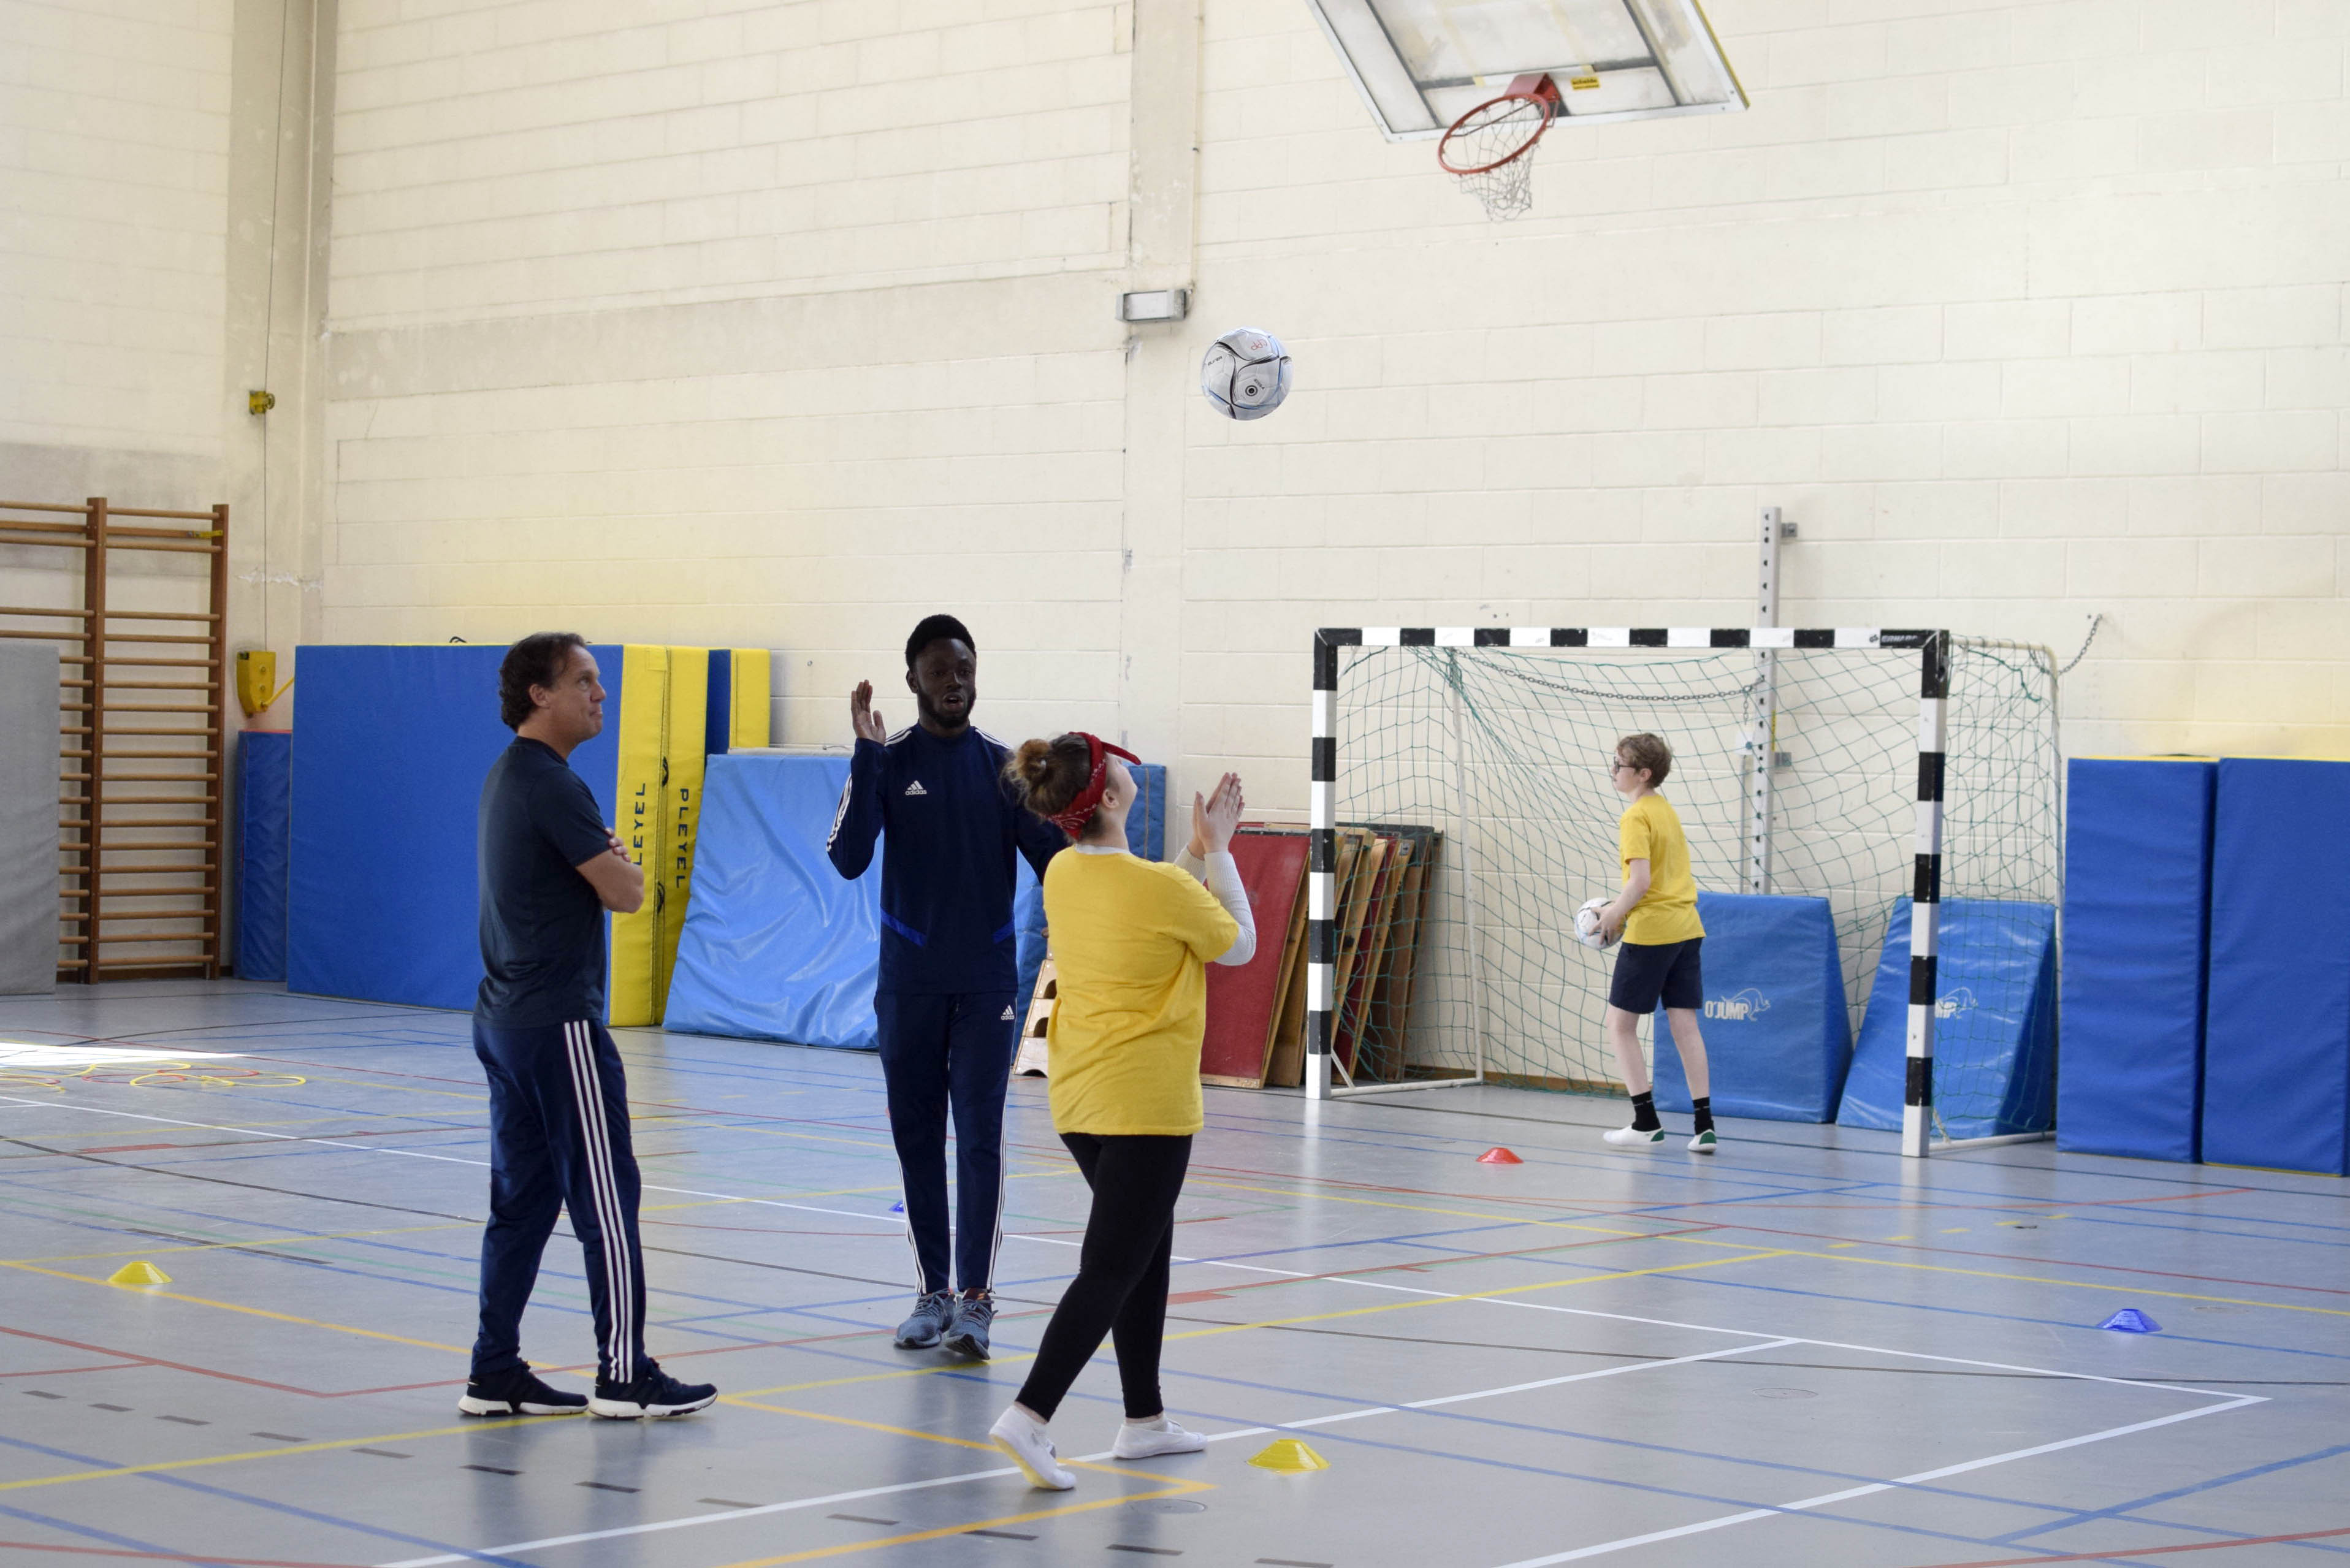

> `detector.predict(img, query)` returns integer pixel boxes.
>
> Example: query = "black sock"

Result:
[1629,1090,1660,1132]
[1691,1096,1714,1135]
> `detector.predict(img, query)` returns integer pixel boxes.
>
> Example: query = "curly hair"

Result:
[498,632,588,730]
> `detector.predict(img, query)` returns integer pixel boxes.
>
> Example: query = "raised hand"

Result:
[1195,771,1245,854]
[849,680,887,745]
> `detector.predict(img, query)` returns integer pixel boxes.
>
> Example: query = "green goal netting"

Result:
[1335,637,2060,1134]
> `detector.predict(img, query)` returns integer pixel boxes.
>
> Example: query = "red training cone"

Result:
[1477,1147,1523,1165]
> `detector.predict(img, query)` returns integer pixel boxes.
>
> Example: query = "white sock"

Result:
[1122,1414,1169,1431]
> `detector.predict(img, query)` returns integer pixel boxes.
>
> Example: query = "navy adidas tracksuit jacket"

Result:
[827,725,1065,1293]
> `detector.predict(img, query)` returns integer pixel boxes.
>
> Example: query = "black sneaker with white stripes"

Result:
[587,1363,718,1419]
[458,1367,587,1417]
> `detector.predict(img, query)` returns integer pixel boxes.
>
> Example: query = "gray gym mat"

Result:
[0,641,59,993]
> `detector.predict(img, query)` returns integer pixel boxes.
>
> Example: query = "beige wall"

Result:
[12,0,2343,818]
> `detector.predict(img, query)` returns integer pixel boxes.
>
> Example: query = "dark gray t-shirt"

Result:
[476,738,611,1026]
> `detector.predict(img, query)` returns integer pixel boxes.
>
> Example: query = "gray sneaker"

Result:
[942,1290,995,1360]
[893,1290,953,1349]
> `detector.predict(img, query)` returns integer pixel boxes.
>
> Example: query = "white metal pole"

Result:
[1749,506,1781,895]
[1446,651,1489,1086]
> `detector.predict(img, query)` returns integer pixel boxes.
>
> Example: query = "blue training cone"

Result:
[888,1200,904,1214]
[2098,1309,2161,1334]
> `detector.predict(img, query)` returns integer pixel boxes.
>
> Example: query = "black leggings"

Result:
[1015,1132,1192,1421]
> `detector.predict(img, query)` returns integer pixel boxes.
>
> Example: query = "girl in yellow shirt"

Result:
[986,734,1254,1490]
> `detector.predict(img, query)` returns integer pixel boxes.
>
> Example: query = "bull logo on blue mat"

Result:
[1704,988,1771,1021]
[1936,986,1978,1020]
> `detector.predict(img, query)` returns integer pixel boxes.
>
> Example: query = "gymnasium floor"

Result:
[0,983,2343,1568]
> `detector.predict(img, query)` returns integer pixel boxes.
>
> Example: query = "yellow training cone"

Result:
[1248,1439,1329,1473]
[107,1261,171,1287]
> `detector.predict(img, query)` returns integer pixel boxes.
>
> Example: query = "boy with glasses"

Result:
[1592,733,1716,1153]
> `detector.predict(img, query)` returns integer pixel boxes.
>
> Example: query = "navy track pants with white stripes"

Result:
[470,1018,647,1385]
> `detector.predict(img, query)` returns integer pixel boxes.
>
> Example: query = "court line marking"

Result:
[1488,1395,2268,1567]
[1194,1174,2350,1319]
[0,1261,471,1354]
[23,1092,2335,1328]
[0,1418,543,1494]
[1909,1520,2350,1566]
[381,1332,1782,1567]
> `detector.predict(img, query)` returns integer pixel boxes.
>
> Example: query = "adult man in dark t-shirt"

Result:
[460,633,716,1421]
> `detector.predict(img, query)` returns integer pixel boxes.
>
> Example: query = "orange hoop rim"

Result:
[1435,74,1563,176]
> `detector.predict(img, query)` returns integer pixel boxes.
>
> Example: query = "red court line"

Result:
[0,1362,141,1378]
[0,1542,364,1567]
[0,1325,321,1398]
[1906,1522,2350,1566]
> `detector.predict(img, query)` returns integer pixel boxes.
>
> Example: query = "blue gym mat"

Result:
[1652,892,1850,1123]
[2203,758,2350,1176]
[2059,758,2215,1163]
[664,753,883,1048]
[669,756,1167,1049]
[1837,897,2058,1141]
[287,645,624,1011]
[232,731,291,984]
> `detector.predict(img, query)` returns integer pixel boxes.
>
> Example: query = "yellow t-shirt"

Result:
[1043,850,1240,1137]
[1618,793,1705,945]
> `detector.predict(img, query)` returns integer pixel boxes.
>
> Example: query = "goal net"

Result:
[1321,630,2060,1140]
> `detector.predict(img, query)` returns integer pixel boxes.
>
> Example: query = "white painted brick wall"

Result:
[0,0,232,455]
[316,0,2350,819]
[329,0,1130,329]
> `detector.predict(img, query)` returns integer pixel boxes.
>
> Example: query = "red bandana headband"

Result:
[1047,733,1140,838]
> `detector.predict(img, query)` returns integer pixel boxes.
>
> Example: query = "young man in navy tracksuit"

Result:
[462,632,717,1421]
[828,614,1066,1359]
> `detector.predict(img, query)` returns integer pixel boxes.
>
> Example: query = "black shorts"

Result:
[1608,938,1703,1014]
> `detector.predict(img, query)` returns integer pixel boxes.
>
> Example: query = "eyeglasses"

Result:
[1609,761,1636,773]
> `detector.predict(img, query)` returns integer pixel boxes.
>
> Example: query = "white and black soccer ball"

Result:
[1574,896,1618,951]
[1200,327,1292,421]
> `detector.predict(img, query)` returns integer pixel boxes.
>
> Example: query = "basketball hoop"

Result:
[1437,72,1561,222]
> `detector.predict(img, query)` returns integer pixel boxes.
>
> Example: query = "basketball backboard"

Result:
[1304,0,1746,141]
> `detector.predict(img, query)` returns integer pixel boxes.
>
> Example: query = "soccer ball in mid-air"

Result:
[1200,327,1292,421]
[1573,896,1618,951]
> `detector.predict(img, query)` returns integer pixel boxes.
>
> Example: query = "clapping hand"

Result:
[1189,772,1245,856]
[849,681,888,745]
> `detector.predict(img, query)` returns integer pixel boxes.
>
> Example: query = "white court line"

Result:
[375,1466,1022,1568]
[9,1096,2279,1564]
[0,1094,2249,1406]
[377,1339,1797,1566]
[1490,1395,2268,1567]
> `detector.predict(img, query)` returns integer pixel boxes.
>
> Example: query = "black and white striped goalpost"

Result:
[1308,625,1952,1159]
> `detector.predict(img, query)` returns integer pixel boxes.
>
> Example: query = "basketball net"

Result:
[1438,74,1560,223]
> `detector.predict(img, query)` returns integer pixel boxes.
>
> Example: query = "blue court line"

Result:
[1996,1441,2350,1545]
[0,1496,248,1568]
[946,1368,2183,1568]
[1654,1269,2350,1364]
[0,1432,530,1567]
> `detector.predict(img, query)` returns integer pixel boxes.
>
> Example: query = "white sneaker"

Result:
[1112,1415,1207,1460]
[1688,1128,1717,1154]
[1603,1125,1666,1147]
[990,1406,1075,1490]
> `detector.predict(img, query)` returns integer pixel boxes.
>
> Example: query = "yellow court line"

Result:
[721,1397,1002,1453]
[0,1259,470,1353]
[1784,1244,2350,1320]
[0,1415,545,1493]
[1202,1173,2350,1320]
[729,1249,1788,1399]
[703,1482,1216,1568]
